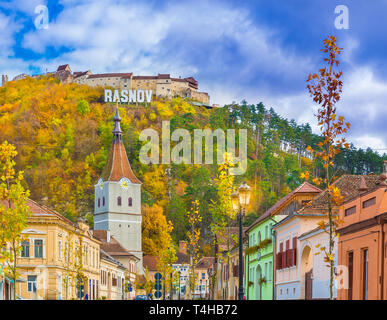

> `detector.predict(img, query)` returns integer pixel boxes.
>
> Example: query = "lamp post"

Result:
[232,181,251,301]
[170,272,173,300]
[178,271,181,300]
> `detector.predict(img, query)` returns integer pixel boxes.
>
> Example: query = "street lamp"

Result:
[178,271,181,300]
[170,272,173,300]
[232,181,251,300]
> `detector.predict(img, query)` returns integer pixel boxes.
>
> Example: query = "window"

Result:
[117,196,122,206]
[269,261,273,281]
[362,249,369,300]
[98,198,100,207]
[21,240,30,258]
[348,252,354,300]
[345,206,356,216]
[362,197,376,209]
[58,240,62,260]
[65,242,68,262]
[202,272,205,280]
[34,239,43,258]
[103,197,105,206]
[27,275,37,292]
[128,197,132,207]
[58,275,62,300]
[265,226,268,239]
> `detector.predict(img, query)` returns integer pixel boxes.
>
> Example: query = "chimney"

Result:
[379,161,387,186]
[76,218,90,232]
[179,240,187,255]
[358,176,368,192]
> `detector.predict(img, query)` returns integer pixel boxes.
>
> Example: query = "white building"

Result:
[93,108,143,274]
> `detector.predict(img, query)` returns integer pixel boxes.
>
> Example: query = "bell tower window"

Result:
[117,196,122,206]
[128,197,132,207]
[103,197,105,206]
[98,198,100,207]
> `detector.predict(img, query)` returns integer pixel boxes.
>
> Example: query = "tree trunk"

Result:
[212,236,218,300]
[12,240,17,300]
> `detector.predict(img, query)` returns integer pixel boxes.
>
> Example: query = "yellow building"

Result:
[99,249,127,300]
[15,199,100,300]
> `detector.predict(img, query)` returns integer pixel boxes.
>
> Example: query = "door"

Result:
[305,269,313,300]
[256,266,262,300]
[348,252,353,300]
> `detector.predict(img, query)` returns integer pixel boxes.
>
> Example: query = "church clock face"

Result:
[98,178,104,190]
[119,177,130,190]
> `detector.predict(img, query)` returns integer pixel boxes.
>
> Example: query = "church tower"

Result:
[94,108,143,271]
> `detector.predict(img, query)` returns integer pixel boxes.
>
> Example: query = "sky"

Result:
[1,0,387,152]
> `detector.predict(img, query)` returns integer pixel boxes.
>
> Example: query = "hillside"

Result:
[0,75,385,250]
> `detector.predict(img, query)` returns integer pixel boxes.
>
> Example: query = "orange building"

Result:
[337,165,387,300]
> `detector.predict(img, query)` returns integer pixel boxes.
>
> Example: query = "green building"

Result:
[245,182,321,300]
[245,212,277,300]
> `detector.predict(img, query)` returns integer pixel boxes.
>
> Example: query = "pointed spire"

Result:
[100,109,141,184]
[112,107,122,139]
[358,176,368,192]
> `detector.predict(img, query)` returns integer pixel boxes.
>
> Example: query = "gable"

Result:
[21,228,47,235]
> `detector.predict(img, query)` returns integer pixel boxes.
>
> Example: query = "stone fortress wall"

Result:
[4,64,210,104]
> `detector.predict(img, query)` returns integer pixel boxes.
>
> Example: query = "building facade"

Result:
[245,215,277,300]
[337,169,387,300]
[2,199,101,300]
[245,182,321,300]
[99,249,127,300]
[193,257,214,299]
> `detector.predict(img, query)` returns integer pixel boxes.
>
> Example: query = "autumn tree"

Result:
[135,267,154,296]
[156,245,178,299]
[209,155,235,299]
[61,231,87,299]
[0,141,31,299]
[186,199,202,299]
[304,35,349,299]
[141,204,173,255]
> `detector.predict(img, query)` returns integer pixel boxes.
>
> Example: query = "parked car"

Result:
[135,295,148,300]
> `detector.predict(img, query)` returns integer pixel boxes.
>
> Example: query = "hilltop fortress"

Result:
[3,64,210,104]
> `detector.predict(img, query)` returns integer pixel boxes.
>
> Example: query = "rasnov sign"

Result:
[105,89,152,103]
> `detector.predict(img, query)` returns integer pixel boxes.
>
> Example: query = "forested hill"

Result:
[0,75,385,245]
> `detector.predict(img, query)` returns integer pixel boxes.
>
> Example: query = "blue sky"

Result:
[1,0,387,152]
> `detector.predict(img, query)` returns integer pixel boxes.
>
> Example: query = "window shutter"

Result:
[276,252,282,270]
[293,248,297,266]
[285,240,290,268]
[292,237,297,249]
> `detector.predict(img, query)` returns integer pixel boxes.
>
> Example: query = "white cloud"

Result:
[2,0,386,153]
[20,0,312,82]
